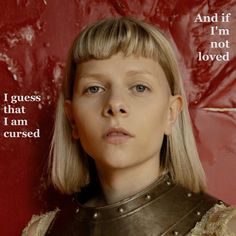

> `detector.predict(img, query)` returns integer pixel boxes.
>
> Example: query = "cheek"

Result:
[140,102,169,137]
[72,108,98,156]
[72,100,102,141]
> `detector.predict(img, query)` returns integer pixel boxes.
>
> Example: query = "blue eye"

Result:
[84,86,104,94]
[133,84,149,93]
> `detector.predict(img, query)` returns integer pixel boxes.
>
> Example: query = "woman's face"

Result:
[65,53,181,171]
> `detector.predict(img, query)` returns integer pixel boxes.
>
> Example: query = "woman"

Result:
[23,17,236,235]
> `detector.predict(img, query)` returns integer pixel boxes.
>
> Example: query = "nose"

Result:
[102,91,129,118]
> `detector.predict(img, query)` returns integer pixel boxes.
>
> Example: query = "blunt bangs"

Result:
[73,18,160,63]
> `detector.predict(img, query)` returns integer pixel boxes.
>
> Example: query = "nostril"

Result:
[104,106,128,117]
[107,109,113,115]
[120,108,126,113]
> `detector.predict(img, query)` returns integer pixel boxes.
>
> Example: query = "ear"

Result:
[164,95,183,135]
[64,100,80,139]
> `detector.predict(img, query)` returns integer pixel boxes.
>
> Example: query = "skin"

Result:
[65,53,182,205]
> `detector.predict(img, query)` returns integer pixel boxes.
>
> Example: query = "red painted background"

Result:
[0,1,235,235]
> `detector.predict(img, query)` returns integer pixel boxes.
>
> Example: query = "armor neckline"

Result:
[74,173,173,221]
[46,173,219,235]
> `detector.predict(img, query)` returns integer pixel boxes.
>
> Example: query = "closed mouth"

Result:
[103,127,134,144]
[103,127,133,138]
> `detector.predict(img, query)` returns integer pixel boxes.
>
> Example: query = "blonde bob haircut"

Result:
[50,17,207,195]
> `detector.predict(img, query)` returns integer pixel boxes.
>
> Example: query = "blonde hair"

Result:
[49,17,206,194]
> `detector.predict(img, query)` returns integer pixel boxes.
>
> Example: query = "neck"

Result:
[95,157,161,204]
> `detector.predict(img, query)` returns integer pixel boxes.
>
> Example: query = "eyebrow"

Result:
[78,73,109,81]
[126,70,155,77]
[79,69,156,81]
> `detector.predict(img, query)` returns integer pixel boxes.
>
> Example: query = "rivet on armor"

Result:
[173,230,179,235]
[166,181,171,186]
[75,208,80,214]
[187,192,192,197]
[196,211,201,216]
[118,207,125,213]
[93,212,99,219]
[145,194,151,200]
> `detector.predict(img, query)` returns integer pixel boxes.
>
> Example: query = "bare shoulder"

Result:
[22,209,59,236]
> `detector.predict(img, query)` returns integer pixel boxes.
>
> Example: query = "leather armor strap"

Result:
[46,174,221,236]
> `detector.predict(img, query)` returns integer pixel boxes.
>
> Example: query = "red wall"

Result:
[0,1,235,235]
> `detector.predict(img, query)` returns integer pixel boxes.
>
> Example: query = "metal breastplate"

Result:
[46,174,220,236]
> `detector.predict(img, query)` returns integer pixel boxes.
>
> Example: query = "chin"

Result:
[96,154,137,170]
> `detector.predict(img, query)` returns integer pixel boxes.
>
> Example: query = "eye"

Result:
[132,84,150,93]
[84,86,105,94]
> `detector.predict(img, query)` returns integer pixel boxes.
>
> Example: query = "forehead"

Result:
[76,53,168,84]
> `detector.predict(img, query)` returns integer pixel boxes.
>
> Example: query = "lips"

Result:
[103,127,134,144]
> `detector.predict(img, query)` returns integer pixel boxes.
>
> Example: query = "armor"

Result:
[46,174,220,236]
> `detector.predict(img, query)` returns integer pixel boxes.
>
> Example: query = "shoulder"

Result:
[190,203,236,235]
[22,209,60,236]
